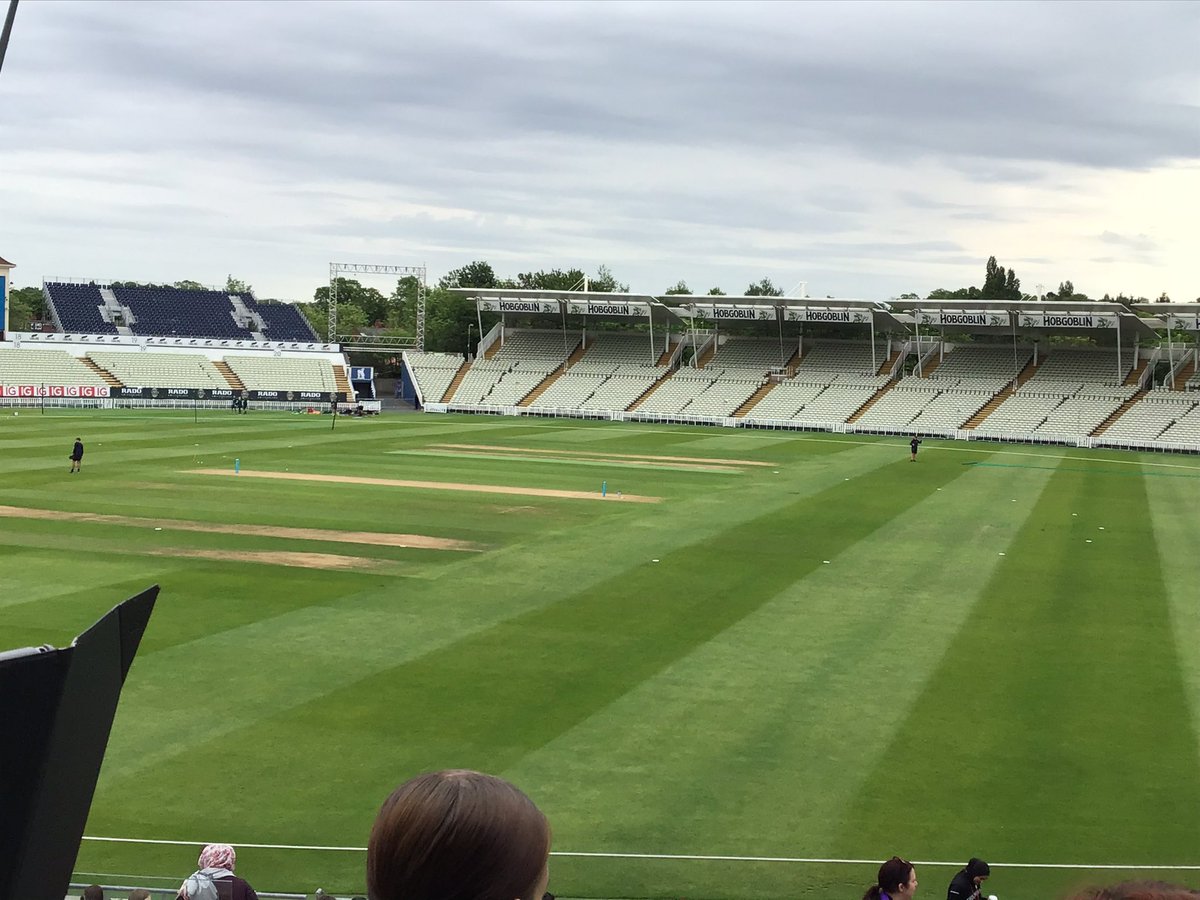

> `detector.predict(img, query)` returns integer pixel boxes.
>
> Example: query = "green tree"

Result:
[439,261,497,290]
[707,286,726,296]
[225,274,253,294]
[744,277,784,297]
[898,292,920,299]
[7,286,46,330]
[589,265,628,293]
[1156,292,1171,303]
[516,268,585,291]
[664,280,691,295]
[313,278,389,327]
[173,280,206,290]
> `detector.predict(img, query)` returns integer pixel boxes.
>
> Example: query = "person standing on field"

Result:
[910,437,922,462]
[70,437,84,473]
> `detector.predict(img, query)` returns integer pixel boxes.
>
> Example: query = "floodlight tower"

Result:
[328,261,426,351]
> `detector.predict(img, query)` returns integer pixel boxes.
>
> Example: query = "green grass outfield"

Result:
[3,409,1200,899]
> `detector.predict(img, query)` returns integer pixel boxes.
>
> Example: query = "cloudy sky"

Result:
[3,0,1198,302]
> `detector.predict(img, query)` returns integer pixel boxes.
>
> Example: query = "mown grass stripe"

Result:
[841,455,1200,869]
[508,451,1055,900]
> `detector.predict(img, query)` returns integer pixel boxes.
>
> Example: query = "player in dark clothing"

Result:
[70,438,84,473]
[947,858,990,900]
[910,437,922,462]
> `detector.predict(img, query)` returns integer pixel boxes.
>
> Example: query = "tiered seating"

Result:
[973,394,1065,435]
[571,333,662,372]
[790,379,882,424]
[635,371,719,415]
[854,382,941,429]
[1038,391,1135,437]
[531,372,612,408]
[745,382,827,419]
[250,301,318,341]
[681,378,764,417]
[44,283,118,334]
[88,351,228,389]
[1101,393,1199,444]
[405,352,463,403]
[1024,349,1130,386]
[0,349,110,386]
[454,360,549,406]
[452,332,579,406]
[704,338,791,373]
[908,392,989,431]
[114,286,253,339]
[930,345,1032,384]
[224,355,339,392]
[1151,401,1200,445]
[580,370,665,410]
[793,342,880,378]
[493,331,575,367]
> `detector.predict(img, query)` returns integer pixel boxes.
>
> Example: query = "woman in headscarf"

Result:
[178,843,259,900]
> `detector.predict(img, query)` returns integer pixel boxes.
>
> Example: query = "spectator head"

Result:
[128,891,152,900]
[1066,884,1200,899]
[862,856,917,900]
[966,858,990,884]
[367,769,551,900]
[81,886,103,900]
[198,843,237,871]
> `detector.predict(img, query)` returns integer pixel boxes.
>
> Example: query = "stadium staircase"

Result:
[1092,389,1149,436]
[626,369,677,411]
[1125,359,1149,386]
[876,348,903,376]
[784,349,801,376]
[441,360,472,402]
[656,347,674,366]
[484,339,502,360]
[213,360,245,391]
[847,379,898,423]
[733,381,777,417]
[917,355,941,377]
[518,368,568,408]
[1173,360,1196,391]
[694,344,717,368]
[334,366,354,400]
[963,355,1042,429]
[81,357,122,387]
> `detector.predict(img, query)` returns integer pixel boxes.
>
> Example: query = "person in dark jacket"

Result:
[70,437,84,473]
[177,843,258,900]
[910,437,922,462]
[947,858,990,899]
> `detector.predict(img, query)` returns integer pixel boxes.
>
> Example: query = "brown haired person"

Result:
[368,769,551,900]
[864,856,919,900]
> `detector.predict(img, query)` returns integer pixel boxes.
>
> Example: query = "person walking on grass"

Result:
[69,437,84,473]
[910,437,922,462]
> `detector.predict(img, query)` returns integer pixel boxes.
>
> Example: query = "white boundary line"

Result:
[80,837,1200,870]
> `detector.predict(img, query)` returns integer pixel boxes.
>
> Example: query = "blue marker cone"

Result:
[235,458,240,474]
[601,480,607,497]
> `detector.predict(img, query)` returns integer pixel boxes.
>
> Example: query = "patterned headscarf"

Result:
[197,843,236,871]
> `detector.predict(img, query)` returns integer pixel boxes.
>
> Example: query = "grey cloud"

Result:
[1099,231,1158,252]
